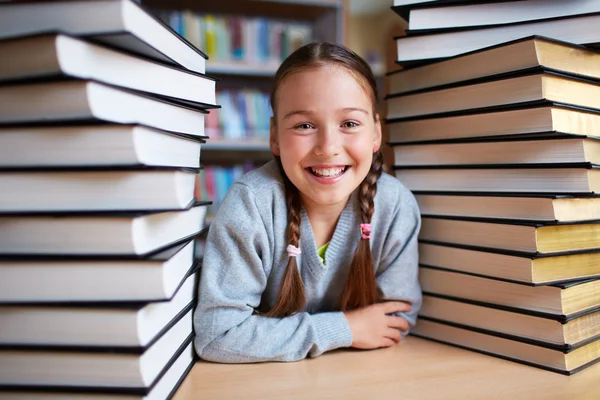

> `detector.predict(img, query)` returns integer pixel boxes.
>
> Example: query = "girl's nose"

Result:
[314,125,341,158]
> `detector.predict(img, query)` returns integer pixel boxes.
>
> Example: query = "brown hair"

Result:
[265,42,383,318]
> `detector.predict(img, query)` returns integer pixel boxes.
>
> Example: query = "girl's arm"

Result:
[375,185,422,329]
[193,183,352,363]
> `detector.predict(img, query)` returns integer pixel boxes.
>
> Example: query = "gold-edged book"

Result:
[393,137,600,167]
[414,194,600,223]
[412,318,600,375]
[387,72,600,121]
[420,242,600,285]
[420,216,600,254]
[395,166,600,194]
[388,105,600,144]
[389,36,600,95]
[419,267,600,318]
[419,294,600,349]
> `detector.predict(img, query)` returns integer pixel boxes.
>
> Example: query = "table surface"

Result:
[172,336,600,400]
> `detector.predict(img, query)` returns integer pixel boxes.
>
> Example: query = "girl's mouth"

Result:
[307,166,349,179]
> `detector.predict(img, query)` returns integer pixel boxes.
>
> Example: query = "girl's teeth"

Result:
[310,167,345,177]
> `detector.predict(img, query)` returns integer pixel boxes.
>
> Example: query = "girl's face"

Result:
[271,65,382,211]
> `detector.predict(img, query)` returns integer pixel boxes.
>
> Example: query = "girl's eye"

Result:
[342,121,359,129]
[294,123,314,130]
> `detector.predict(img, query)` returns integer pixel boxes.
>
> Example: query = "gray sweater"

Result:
[194,161,422,363]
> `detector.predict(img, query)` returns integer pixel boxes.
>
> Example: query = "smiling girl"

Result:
[193,42,422,363]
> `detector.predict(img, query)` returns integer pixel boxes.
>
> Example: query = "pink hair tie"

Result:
[286,244,301,257]
[360,223,372,240]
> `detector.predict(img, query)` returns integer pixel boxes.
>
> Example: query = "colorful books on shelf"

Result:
[196,164,255,219]
[154,9,313,72]
[0,0,216,397]
[388,1,600,375]
[205,89,271,142]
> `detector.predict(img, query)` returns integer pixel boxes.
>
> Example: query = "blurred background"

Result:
[143,0,405,217]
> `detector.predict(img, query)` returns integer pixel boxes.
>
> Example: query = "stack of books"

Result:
[0,0,216,398]
[389,0,600,375]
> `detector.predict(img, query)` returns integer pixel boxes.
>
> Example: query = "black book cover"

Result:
[417,314,600,352]
[410,331,600,375]
[0,120,209,142]
[0,76,220,112]
[420,264,600,289]
[385,101,600,125]
[0,0,209,67]
[0,230,203,261]
[393,161,600,170]
[403,11,600,37]
[385,68,600,100]
[0,258,201,307]
[0,31,216,83]
[391,0,522,21]
[421,291,600,324]
[419,238,600,261]
[390,35,600,73]
[0,298,196,352]
[0,333,195,394]
[0,198,211,217]
[419,213,600,227]
[387,130,600,146]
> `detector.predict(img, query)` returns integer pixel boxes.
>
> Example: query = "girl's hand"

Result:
[344,302,412,349]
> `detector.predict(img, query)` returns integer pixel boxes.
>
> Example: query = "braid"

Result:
[264,158,306,317]
[339,151,384,311]
[358,151,383,222]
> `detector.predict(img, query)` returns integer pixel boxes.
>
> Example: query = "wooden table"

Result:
[173,336,600,400]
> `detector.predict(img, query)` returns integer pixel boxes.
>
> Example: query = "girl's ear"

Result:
[373,113,382,152]
[270,117,280,156]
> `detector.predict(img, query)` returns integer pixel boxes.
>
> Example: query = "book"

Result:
[0,124,204,169]
[0,80,207,137]
[420,294,600,349]
[0,169,199,212]
[420,216,600,254]
[386,72,600,121]
[0,0,207,74]
[0,202,209,256]
[0,341,195,399]
[392,137,600,167]
[411,318,600,375]
[393,0,440,5]
[395,13,600,64]
[419,266,600,318]
[0,239,197,303]
[414,193,600,222]
[420,241,600,284]
[387,105,600,144]
[0,309,192,388]
[388,36,600,95]
[393,0,466,15]
[0,271,196,347]
[0,33,217,109]
[407,1,600,32]
[395,166,600,194]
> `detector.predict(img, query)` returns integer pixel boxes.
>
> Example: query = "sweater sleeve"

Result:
[376,188,422,331]
[193,183,353,363]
